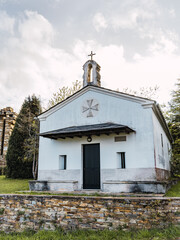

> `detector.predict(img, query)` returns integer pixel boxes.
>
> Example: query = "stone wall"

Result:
[0,195,179,232]
[0,107,17,168]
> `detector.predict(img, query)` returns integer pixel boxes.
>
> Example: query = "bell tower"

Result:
[83,51,101,87]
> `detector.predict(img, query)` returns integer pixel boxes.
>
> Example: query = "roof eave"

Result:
[153,104,173,143]
[40,125,135,140]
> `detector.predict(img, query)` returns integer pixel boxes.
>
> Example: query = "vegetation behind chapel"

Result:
[4,79,180,179]
[165,79,180,176]
[6,95,42,179]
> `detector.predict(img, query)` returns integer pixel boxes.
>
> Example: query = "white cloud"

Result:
[91,0,178,58]
[0,11,15,33]
[71,40,180,105]
[0,6,180,113]
[146,29,179,55]
[110,8,154,30]
[149,36,177,54]
[169,9,176,18]
[93,12,107,32]
[0,11,82,111]
[98,46,180,104]
[18,11,54,44]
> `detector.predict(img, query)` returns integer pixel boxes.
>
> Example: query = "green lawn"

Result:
[0,175,30,194]
[0,175,179,197]
[165,180,180,197]
[0,176,179,239]
[0,225,179,240]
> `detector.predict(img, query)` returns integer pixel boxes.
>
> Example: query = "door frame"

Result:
[82,143,101,189]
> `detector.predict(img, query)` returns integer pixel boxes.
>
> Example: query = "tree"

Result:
[6,95,42,179]
[166,79,180,176]
[48,80,82,108]
[122,85,159,100]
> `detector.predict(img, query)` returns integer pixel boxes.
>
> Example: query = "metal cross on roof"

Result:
[88,51,96,60]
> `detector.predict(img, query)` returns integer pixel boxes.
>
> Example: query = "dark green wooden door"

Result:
[83,144,100,189]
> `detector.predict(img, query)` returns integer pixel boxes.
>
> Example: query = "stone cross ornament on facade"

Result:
[82,99,99,118]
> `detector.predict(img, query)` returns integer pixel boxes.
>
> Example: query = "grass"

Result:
[0,175,179,197]
[19,191,116,197]
[165,180,180,197]
[0,175,30,194]
[0,176,179,239]
[0,225,179,240]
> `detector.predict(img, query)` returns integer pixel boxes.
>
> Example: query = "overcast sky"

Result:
[0,0,180,112]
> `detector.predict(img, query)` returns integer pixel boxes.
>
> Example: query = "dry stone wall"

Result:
[0,195,179,232]
[0,107,17,168]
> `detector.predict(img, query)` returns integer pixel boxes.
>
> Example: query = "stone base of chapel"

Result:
[102,181,170,193]
[30,168,171,194]
[29,180,171,194]
[29,180,78,192]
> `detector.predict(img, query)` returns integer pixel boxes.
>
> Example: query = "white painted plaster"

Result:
[39,88,152,133]
[103,182,166,193]
[37,87,170,192]
[152,112,171,171]
[38,133,156,190]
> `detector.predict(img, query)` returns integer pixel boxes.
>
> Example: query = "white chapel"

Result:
[29,52,172,193]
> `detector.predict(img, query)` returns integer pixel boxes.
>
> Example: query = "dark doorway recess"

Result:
[83,143,100,189]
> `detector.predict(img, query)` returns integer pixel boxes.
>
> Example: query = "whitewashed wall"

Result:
[152,112,171,171]
[38,134,156,189]
[40,89,152,133]
[38,88,157,188]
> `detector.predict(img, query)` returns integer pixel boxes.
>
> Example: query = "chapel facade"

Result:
[29,54,172,193]
[0,107,17,168]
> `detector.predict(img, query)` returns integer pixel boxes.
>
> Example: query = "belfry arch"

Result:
[83,60,101,87]
[87,63,93,83]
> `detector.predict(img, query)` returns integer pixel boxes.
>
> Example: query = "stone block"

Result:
[0,107,17,168]
[0,195,179,232]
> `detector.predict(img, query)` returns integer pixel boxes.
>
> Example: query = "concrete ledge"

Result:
[103,181,169,193]
[29,180,78,191]
[104,181,169,184]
